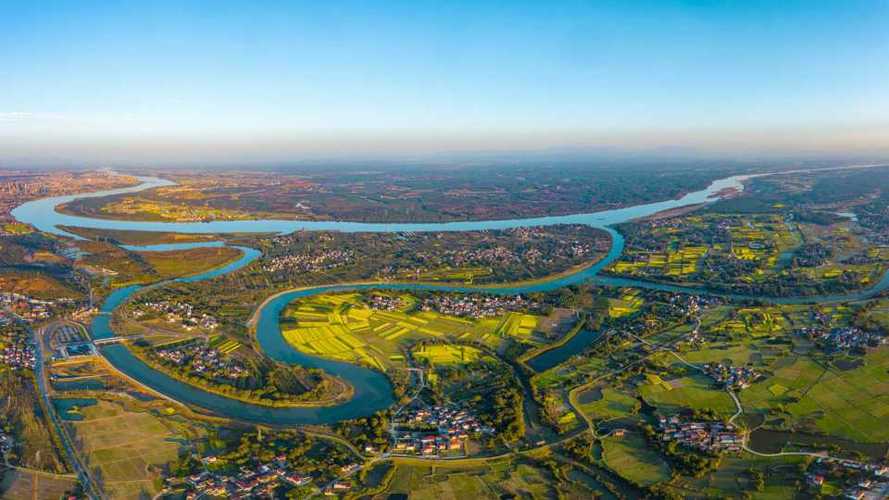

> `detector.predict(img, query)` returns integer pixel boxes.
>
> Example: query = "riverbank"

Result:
[126,344,355,409]
[518,318,586,366]
[246,258,605,331]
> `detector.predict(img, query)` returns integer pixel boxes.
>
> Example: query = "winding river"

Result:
[12,171,889,424]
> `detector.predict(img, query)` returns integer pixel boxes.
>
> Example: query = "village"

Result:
[702,362,761,390]
[656,415,744,454]
[132,299,220,331]
[420,293,540,319]
[805,456,889,499]
[261,248,354,274]
[365,293,404,311]
[150,338,248,381]
[0,330,36,371]
[0,291,75,322]
[171,453,356,498]
[0,428,14,462]
[798,325,886,353]
[389,404,493,457]
[420,236,597,269]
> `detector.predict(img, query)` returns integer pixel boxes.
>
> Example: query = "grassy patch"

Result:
[579,387,640,421]
[601,431,671,487]
[640,374,736,417]
[137,246,243,279]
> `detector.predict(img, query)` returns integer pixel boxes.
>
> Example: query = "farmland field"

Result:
[607,289,644,318]
[0,470,77,500]
[639,374,737,417]
[280,292,545,370]
[600,432,671,487]
[377,460,589,499]
[608,211,888,296]
[577,387,639,421]
[66,400,190,499]
[742,347,889,442]
[413,344,487,366]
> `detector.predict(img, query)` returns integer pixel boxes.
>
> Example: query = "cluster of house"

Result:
[152,340,247,380]
[174,454,337,498]
[806,457,889,500]
[657,415,744,454]
[0,334,35,370]
[261,248,354,274]
[798,326,885,353]
[390,404,493,456]
[365,294,403,311]
[134,300,219,331]
[420,294,539,319]
[0,292,73,321]
[702,362,761,390]
[416,238,596,270]
[430,245,521,266]
[0,430,13,460]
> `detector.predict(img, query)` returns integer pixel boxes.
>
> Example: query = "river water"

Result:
[13,172,889,424]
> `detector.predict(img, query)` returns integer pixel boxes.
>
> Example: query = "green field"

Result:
[413,344,487,366]
[742,348,889,442]
[607,211,889,295]
[714,306,791,337]
[607,289,644,318]
[379,460,587,499]
[672,454,808,499]
[601,432,671,487]
[639,374,737,417]
[209,334,241,354]
[280,292,544,370]
[578,387,639,421]
[611,245,708,277]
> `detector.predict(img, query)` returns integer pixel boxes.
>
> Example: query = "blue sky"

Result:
[2,1,889,164]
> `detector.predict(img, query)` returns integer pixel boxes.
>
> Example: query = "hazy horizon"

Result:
[3,1,889,167]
